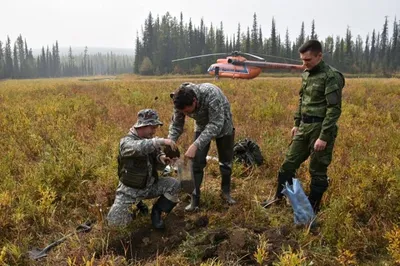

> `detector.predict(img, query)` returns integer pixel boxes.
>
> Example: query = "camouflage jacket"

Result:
[118,129,165,189]
[294,60,345,142]
[168,83,234,150]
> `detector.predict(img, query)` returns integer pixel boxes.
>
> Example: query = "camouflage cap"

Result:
[133,109,163,128]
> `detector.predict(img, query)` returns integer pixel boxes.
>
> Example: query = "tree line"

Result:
[134,12,400,75]
[0,35,134,79]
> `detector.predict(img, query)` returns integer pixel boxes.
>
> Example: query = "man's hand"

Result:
[164,139,177,150]
[160,155,172,165]
[314,138,327,151]
[291,127,299,137]
[185,143,198,159]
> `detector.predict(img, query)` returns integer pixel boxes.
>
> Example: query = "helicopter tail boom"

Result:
[228,59,304,70]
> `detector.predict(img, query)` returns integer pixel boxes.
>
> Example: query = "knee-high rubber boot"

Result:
[216,133,236,205]
[308,177,329,214]
[151,195,177,229]
[308,191,324,214]
[185,193,200,212]
[185,160,206,211]
[261,172,293,208]
[221,172,236,205]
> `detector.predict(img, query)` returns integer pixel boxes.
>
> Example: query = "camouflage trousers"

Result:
[107,177,181,227]
[280,122,338,193]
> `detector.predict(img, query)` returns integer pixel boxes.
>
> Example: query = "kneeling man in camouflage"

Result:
[107,109,180,229]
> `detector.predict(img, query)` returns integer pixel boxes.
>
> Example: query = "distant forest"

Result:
[134,12,400,76]
[0,36,134,79]
[1,12,399,79]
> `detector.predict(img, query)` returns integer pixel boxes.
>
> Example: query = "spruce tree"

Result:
[296,22,305,49]
[258,27,263,54]
[251,13,258,53]
[270,17,277,56]
[370,30,376,72]
[0,41,4,79]
[13,43,19,78]
[245,27,251,53]
[310,19,318,40]
[380,16,389,69]
[236,23,241,51]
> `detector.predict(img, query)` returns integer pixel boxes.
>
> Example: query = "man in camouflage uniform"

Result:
[107,109,181,229]
[168,82,236,211]
[262,40,345,213]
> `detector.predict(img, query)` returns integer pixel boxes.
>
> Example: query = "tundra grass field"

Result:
[0,76,399,265]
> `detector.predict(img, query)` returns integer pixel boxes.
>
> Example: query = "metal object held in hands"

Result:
[176,159,195,194]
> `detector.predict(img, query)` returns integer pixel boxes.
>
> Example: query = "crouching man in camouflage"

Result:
[107,109,180,229]
[168,82,236,212]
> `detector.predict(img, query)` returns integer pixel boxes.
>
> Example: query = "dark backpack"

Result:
[233,138,264,166]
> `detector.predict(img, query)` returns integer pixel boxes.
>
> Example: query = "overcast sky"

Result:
[1,0,398,51]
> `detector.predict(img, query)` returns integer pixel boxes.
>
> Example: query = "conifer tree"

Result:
[284,28,291,58]
[310,19,317,40]
[296,22,305,49]
[13,43,19,78]
[380,16,389,68]
[245,27,251,52]
[235,23,241,51]
[251,13,258,53]
[0,41,4,79]
[270,17,278,56]
[370,30,376,72]
[258,27,263,54]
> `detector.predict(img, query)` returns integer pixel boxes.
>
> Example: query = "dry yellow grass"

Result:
[0,76,399,265]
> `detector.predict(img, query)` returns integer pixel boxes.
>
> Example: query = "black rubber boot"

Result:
[261,172,293,208]
[221,174,236,205]
[136,201,149,215]
[308,191,324,214]
[151,195,177,229]
[308,176,329,214]
[185,194,200,212]
[216,132,236,206]
[221,191,236,205]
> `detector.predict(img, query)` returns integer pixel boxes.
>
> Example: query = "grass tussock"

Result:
[0,77,399,265]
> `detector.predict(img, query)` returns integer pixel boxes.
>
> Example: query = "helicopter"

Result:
[172,51,305,79]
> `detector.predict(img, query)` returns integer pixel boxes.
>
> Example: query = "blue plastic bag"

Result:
[281,178,315,225]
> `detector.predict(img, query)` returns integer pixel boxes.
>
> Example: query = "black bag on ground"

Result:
[233,138,264,166]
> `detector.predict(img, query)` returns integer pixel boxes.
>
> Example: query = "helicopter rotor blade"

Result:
[172,53,227,62]
[254,53,303,63]
[242,52,265,61]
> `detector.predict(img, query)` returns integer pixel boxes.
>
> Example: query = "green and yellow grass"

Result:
[0,76,399,265]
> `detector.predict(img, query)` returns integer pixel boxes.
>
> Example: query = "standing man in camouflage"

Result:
[169,82,236,211]
[262,40,345,213]
[107,109,181,229]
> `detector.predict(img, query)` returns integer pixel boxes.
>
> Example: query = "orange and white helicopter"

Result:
[172,51,305,79]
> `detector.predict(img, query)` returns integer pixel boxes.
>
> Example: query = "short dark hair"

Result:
[172,83,197,110]
[298,40,322,54]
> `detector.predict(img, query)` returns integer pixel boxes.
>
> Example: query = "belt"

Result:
[301,115,324,123]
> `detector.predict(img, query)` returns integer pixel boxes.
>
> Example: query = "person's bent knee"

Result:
[106,204,133,227]
[171,178,181,196]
